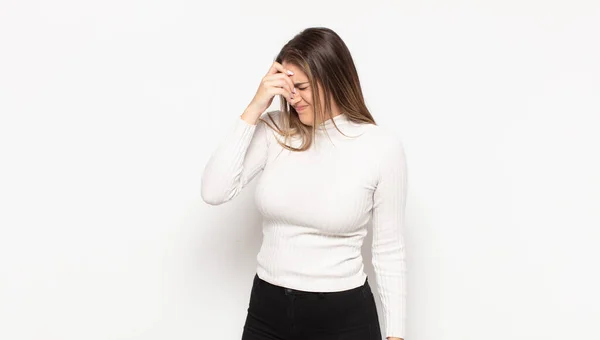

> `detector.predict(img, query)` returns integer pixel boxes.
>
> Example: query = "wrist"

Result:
[241,109,260,125]
[242,105,264,123]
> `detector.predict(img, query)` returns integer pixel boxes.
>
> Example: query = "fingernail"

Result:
[287,70,294,75]
[293,87,296,93]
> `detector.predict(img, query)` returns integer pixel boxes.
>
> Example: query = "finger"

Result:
[264,80,294,102]
[264,76,294,99]
[275,74,295,97]
[266,61,294,77]
[279,72,296,95]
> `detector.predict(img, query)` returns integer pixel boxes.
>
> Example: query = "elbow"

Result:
[201,192,224,206]
[200,177,227,205]
[200,170,241,205]
[200,184,227,206]
[201,180,240,206]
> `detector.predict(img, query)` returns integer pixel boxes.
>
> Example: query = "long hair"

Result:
[259,27,377,152]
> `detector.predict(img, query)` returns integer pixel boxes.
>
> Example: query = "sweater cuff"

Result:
[385,316,406,339]
[232,115,258,143]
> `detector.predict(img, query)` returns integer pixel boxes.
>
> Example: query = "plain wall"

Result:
[0,1,598,339]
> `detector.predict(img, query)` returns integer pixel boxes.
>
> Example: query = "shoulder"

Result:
[256,110,284,132]
[260,109,284,125]
[255,110,285,145]
[362,123,405,152]
[360,124,407,177]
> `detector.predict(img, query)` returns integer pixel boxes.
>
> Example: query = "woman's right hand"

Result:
[244,61,297,119]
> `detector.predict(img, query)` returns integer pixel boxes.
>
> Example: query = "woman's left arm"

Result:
[371,133,408,340]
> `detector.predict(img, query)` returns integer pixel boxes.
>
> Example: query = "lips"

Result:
[295,105,307,111]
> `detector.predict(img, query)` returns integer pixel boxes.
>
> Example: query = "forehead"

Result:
[281,62,307,80]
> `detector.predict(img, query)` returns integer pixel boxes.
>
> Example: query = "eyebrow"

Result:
[294,82,309,86]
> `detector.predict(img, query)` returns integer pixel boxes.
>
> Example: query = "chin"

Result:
[297,112,313,126]
[297,115,313,127]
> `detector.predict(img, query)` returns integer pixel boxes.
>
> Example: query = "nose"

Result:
[289,94,302,106]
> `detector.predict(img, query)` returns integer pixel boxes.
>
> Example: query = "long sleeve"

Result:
[371,135,408,339]
[200,112,272,205]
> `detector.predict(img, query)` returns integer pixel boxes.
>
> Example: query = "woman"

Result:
[201,27,407,340]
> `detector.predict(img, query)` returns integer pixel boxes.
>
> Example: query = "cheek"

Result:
[305,94,313,105]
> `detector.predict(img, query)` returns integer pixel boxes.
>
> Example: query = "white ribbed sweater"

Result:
[201,110,408,339]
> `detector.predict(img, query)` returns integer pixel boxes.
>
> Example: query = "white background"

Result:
[1,1,599,339]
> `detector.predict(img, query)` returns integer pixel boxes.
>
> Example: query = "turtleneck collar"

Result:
[315,113,351,133]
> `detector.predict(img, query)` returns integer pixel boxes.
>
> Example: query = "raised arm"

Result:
[371,135,408,340]
[201,61,296,205]
[200,111,274,205]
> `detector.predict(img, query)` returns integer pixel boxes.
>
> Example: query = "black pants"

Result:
[241,273,383,340]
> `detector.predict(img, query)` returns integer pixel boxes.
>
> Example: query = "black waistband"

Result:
[253,273,370,297]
